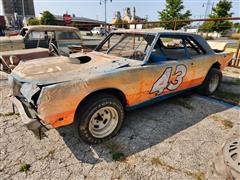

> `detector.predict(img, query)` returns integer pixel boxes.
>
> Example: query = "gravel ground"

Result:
[0,69,239,180]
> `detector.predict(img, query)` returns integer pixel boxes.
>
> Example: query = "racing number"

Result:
[150,64,187,95]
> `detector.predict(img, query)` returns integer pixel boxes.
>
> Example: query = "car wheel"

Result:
[74,94,124,144]
[197,68,222,95]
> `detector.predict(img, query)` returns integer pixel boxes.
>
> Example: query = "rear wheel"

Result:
[74,94,124,144]
[197,68,222,95]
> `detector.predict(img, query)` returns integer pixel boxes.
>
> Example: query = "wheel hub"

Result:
[89,106,119,138]
[209,74,219,93]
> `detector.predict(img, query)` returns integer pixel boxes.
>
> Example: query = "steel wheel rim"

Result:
[209,74,219,93]
[89,106,119,138]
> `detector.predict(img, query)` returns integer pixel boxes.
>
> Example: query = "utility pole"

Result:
[22,0,25,17]
[99,0,112,26]
[22,0,26,26]
[202,0,214,18]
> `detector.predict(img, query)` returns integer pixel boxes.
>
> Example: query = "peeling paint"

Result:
[9,31,234,130]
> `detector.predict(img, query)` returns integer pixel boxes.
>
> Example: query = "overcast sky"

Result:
[0,0,239,22]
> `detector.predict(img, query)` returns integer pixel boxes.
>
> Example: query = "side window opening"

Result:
[28,31,46,40]
[149,36,205,63]
[55,31,80,40]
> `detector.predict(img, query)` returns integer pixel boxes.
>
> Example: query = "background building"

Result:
[112,7,147,29]
[1,0,35,28]
[54,14,105,31]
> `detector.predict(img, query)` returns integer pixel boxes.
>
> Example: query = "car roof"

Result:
[114,29,197,36]
[23,25,79,32]
[112,29,214,54]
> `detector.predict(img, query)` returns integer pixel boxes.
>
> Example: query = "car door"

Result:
[137,36,196,103]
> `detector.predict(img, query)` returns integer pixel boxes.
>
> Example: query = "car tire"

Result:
[197,68,222,96]
[74,94,124,144]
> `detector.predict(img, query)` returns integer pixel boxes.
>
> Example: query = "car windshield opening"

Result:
[97,33,155,61]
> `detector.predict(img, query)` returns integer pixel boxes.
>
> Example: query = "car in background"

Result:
[9,30,233,144]
[91,27,106,36]
[0,25,84,55]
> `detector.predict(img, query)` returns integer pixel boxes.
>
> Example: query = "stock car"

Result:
[9,29,233,144]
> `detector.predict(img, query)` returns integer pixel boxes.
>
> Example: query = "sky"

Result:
[0,0,239,22]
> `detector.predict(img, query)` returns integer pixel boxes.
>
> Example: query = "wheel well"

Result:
[76,88,127,112]
[211,62,221,70]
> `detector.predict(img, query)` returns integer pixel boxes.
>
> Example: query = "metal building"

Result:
[0,0,35,28]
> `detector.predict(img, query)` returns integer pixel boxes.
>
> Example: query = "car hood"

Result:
[11,51,132,85]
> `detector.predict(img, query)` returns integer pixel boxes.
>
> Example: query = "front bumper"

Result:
[10,96,48,138]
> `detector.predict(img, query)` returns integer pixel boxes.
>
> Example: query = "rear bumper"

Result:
[10,96,48,138]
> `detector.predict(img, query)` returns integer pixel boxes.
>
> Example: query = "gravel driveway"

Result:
[0,69,239,180]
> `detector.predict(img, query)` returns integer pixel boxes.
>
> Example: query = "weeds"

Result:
[19,164,31,173]
[105,142,125,161]
[0,112,15,117]
[210,115,234,129]
[151,157,204,180]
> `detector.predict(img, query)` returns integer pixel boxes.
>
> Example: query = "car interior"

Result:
[149,36,206,63]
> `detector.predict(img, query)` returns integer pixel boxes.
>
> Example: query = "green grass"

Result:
[19,164,31,173]
[105,142,125,161]
[112,152,125,161]
[213,90,240,105]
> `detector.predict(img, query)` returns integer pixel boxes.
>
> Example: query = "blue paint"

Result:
[126,88,240,111]
[127,87,195,110]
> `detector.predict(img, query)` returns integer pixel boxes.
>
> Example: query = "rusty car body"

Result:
[9,29,233,144]
[0,48,50,73]
[0,25,84,54]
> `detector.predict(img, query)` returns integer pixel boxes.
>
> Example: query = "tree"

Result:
[158,0,192,30]
[199,0,233,33]
[40,11,56,25]
[28,17,40,25]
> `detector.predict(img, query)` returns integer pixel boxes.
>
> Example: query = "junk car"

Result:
[0,25,84,54]
[9,30,233,144]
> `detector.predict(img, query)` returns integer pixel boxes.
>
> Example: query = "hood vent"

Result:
[76,56,91,64]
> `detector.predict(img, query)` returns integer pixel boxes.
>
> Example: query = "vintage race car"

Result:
[9,30,233,144]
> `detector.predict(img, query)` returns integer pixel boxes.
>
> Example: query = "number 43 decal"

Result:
[150,64,187,95]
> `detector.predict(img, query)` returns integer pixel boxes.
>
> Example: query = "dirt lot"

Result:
[0,67,239,180]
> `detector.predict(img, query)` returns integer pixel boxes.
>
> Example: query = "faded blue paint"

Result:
[127,87,195,110]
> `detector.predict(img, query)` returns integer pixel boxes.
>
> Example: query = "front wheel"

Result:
[74,94,124,144]
[197,68,222,95]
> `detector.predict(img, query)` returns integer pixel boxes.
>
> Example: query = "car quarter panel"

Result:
[37,66,143,128]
